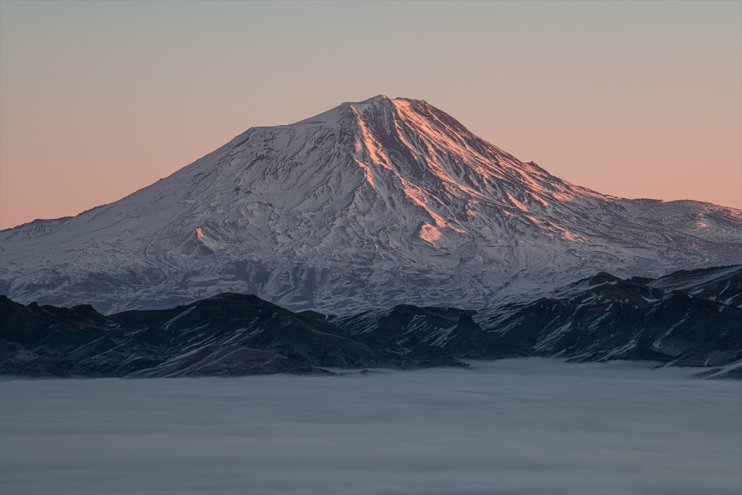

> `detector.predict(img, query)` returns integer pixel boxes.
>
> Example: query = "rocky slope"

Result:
[1,266,739,378]
[1,96,740,313]
[0,292,463,377]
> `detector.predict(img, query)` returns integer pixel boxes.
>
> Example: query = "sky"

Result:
[1,0,740,229]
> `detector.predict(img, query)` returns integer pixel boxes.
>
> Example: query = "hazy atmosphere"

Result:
[2,360,741,495]
[1,0,741,228]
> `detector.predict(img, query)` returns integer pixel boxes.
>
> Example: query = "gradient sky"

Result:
[1,0,740,229]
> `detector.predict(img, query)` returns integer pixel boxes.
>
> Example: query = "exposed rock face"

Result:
[333,266,742,372]
[0,293,465,378]
[0,339,67,377]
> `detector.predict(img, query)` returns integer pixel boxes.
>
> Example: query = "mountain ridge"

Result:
[1,265,740,378]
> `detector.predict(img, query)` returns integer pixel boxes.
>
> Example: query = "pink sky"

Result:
[1,1,740,229]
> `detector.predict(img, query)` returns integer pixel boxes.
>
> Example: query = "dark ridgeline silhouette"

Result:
[2,265,740,378]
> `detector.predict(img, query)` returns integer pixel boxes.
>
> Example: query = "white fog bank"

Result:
[1,359,741,495]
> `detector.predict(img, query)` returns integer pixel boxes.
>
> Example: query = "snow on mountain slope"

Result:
[644,265,742,308]
[1,95,740,312]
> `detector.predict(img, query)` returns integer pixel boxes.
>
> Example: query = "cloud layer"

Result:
[1,359,741,495]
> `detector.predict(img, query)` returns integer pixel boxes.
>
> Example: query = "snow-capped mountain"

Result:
[1,95,740,312]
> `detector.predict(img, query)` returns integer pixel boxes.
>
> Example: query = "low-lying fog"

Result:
[1,359,740,495]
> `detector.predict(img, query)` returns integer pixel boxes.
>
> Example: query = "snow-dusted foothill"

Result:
[1,265,739,378]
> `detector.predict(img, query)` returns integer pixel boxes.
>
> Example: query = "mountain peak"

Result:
[338,94,426,106]
[295,94,438,127]
[357,94,394,104]
[295,94,401,126]
[287,93,576,223]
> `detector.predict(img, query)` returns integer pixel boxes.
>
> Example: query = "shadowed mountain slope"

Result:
[1,266,739,378]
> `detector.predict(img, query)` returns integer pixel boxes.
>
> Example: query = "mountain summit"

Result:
[1,96,740,312]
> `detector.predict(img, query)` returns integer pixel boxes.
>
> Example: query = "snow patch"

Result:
[419,223,442,243]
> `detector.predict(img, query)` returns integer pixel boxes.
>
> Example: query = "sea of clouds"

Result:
[1,359,740,495]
